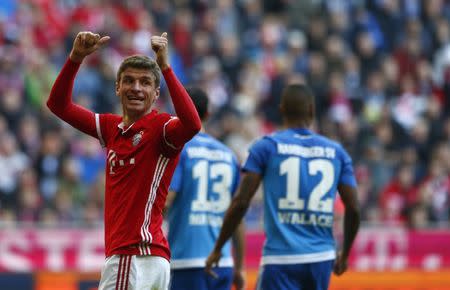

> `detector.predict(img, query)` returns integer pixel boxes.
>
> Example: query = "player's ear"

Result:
[154,87,160,103]
[115,81,120,95]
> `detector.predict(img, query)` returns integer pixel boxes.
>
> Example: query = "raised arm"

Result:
[151,33,201,148]
[46,32,109,138]
[232,222,246,290]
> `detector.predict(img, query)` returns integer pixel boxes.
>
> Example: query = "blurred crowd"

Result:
[0,0,449,230]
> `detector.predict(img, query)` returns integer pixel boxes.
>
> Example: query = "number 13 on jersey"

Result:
[191,160,232,213]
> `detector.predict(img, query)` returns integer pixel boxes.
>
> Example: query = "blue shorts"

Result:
[256,260,334,290]
[170,267,233,290]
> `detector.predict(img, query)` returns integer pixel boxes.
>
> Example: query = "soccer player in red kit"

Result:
[46,31,201,289]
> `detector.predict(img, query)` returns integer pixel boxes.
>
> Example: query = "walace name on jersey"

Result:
[274,143,338,228]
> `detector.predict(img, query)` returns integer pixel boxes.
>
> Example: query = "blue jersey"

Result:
[168,133,240,269]
[243,128,357,265]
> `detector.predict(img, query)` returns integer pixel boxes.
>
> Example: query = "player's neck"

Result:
[123,109,151,126]
[284,119,311,129]
[123,113,144,126]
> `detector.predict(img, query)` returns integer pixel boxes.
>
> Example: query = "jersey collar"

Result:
[117,110,157,134]
[290,128,314,136]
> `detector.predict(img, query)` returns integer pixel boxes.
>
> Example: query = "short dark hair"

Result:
[186,87,209,121]
[281,83,315,122]
[117,55,161,87]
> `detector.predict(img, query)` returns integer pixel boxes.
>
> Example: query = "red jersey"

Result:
[47,58,201,261]
[98,111,180,259]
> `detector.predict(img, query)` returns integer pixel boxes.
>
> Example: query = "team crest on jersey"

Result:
[132,131,144,146]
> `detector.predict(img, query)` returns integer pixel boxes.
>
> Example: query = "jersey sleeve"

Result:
[243,137,273,175]
[230,155,241,195]
[162,68,201,149]
[337,146,357,188]
[96,113,118,148]
[160,114,185,157]
[47,58,97,138]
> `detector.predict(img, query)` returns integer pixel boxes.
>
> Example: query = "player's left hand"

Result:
[150,32,169,70]
[233,269,246,290]
[333,251,348,276]
[205,250,221,279]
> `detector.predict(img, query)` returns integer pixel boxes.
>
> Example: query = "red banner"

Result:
[0,228,104,272]
[0,227,449,272]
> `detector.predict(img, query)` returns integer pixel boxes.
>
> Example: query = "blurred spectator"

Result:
[1,87,24,132]
[407,203,429,229]
[391,74,427,131]
[355,30,381,82]
[35,130,65,201]
[327,70,353,124]
[17,115,41,161]
[0,133,29,208]
[379,164,417,225]
[16,168,41,223]
[415,150,450,226]
[307,52,328,117]
[362,70,387,124]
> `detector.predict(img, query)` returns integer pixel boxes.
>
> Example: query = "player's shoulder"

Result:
[314,133,341,147]
[99,113,122,124]
[140,111,175,130]
[183,133,239,164]
[248,132,279,153]
[313,133,350,156]
[152,111,173,122]
[259,130,288,145]
[193,133,235,154]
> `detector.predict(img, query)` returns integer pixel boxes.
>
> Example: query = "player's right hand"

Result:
[150,32,169,70]
[333,251,348,276]
[70,31,110,63]
[233,269,246,290]
[205,250,221,279]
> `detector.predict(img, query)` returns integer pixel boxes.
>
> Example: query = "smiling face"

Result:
[116,68,159,120]
[115,55,161,124]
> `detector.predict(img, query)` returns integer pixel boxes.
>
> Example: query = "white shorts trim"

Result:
[170,257,233,269]
[98,255,170,290]
[261,250,336,265]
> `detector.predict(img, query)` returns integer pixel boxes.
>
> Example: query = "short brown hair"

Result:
[116,55,161,87]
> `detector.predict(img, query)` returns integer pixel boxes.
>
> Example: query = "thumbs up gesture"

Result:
[151,32,170,70]
[70,31,110,63]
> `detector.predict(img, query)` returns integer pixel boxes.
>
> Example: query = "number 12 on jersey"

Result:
[278,156,335,213]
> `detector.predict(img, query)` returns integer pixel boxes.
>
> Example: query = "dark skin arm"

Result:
[232,222,246,290]
[205,172,262,276]
[334,183,360,276]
